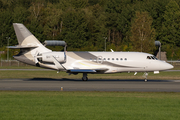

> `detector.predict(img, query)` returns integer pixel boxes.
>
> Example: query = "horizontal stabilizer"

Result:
[8,45,38,49]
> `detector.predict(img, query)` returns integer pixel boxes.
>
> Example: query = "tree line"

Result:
[0,0,180,60]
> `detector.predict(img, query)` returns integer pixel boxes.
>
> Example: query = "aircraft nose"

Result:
[169,64,174,69]
[160,62,174,70]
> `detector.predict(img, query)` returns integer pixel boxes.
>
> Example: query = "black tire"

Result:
[82,77,88,81]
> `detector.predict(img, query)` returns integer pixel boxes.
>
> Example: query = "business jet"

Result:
[9,23,173,81]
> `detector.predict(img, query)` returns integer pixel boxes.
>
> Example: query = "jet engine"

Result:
[37,52,66,64]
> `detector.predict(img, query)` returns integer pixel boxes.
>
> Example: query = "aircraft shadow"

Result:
[26,78,172,82]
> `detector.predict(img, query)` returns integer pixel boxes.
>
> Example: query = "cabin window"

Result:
[112,58,114,60]
[104,58,106,61]
[116,58,119,60]
[120,58,123,60]
[108,58,110,61]
[125,58,127,60]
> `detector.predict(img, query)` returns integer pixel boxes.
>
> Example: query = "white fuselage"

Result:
[13,50,173,73]
[60,51,173,73]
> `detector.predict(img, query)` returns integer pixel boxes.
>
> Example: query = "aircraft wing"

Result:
[67,68,108,74]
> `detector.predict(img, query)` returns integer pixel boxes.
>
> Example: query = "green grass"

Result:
[0,91,180,120]
[0,70,179,80]
[0,68,179,119]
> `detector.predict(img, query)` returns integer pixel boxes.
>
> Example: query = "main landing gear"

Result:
[82,73,88,81]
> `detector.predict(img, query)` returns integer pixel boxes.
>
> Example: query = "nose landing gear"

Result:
[143,72,148,82]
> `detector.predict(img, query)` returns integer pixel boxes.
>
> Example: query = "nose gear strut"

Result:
[143,72,148,82]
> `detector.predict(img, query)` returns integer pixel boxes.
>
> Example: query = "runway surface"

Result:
[0,78,180,92]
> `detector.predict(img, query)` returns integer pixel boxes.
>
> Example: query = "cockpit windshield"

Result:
[153,56,158,60]
[147,56,158,60]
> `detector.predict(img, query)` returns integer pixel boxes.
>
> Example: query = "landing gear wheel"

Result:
[82,77,88,81]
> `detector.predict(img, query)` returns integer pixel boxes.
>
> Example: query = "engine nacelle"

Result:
[37,52,66,64]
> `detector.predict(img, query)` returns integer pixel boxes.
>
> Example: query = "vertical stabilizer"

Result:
[13,23,34,45]
[13,23,51,52]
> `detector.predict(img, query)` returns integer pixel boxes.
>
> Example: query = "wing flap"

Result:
[67,68,108,73]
